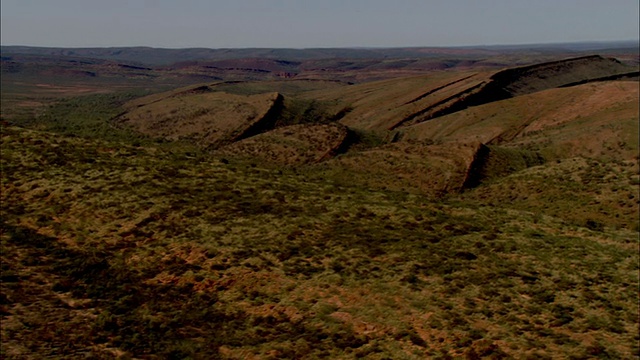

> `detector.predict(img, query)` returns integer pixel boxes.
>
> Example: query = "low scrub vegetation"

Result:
[1,56,638,358]
[1,125,637,358]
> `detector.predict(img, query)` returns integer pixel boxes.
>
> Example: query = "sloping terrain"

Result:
[117,86,283,147]
[306,55,635,132]
[1,126,638,359]
[478,55,632,97]
[6,55,637,203]
[303,71,491,131]
[5,55,637,203]
[216,123,351,166]
[398,81,639,161]
[3,49,635,137]
[415,55,635,122]
[1,49,640,360]
[457,157,640,231]
[315,141,483,197]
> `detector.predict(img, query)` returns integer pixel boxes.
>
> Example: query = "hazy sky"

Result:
[1,0,638,48]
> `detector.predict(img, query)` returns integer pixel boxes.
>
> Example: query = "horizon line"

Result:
[1,39,638,51]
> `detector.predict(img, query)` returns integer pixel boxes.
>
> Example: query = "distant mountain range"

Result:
[2,41,638,65]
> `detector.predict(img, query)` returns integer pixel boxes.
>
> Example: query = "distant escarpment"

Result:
[392,55,634,128]
[306,55,634,133]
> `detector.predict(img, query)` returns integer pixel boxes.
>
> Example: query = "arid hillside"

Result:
[117,87,282,147]
[398,81,639,161]
[11,55,636,201]
[2,125,638,359]
[305,55,635,132]
[302,71,491,131]
[1,48,638,359]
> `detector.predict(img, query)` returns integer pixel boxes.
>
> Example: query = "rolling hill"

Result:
[117,86,283,148]
[398,80,639,161]
[1,49,638,359]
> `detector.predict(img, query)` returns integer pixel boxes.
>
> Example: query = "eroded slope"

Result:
[303,71,491,131]
[117,85,283,147]
[398,81,639,161]
[308,55,635,132]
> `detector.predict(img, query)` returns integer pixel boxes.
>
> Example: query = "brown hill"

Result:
[481,55,632,97]
[398,81,639,161]
[303,71,492,131]
[307,55,634,132]
[116,58,636,196]
[117,85,283,147]
[417,55,635,122]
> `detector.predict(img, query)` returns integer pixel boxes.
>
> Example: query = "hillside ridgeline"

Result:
[1,48,639,359]
[308,55,635,131]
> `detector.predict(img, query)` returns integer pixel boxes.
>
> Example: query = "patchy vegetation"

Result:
[217,123,351,166]
[1,53,638,358]
[1,125,638,358]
